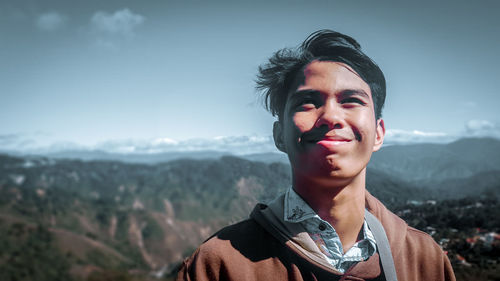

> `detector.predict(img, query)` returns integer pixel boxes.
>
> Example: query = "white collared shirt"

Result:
[284,188,377,273]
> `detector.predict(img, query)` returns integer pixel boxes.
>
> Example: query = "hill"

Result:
[1,142,499,280]
[369,137,500,182]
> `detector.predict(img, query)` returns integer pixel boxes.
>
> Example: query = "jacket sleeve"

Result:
[176,258,193,281]
[176,247,221,281]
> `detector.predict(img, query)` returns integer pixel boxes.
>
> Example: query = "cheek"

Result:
[292,112,317,132]
[347,112,376,143]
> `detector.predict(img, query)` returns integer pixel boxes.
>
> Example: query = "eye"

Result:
[296,98,318,111]
[341,97,366,106]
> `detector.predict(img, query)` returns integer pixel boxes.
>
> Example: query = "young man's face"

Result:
[274,61,385,186]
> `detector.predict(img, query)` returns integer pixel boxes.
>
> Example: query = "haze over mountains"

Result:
[8,136,499,185]
[4,136,500,202]
[45,136,500,201]
[369,138,500,182]
[367,137,500,199]
[3,126,497,158]
[4,136,500,203]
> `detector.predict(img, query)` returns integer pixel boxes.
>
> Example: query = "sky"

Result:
[1,0,500,153]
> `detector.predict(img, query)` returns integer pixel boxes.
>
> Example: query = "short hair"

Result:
[256,29,386,121]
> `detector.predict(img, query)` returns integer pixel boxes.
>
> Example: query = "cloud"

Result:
[90,8,145,37]
[0,133,37,151]
[93,135,276,155]
[464,119,500,138]
[384,129,455,145]
[0,134,23,146]
[5,121,499,155]
[384,121,500,146]
[151,138,179,146]
[36,12,67,31]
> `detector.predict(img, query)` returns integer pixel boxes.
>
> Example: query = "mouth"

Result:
[299,125,358,148]
[319,136,352,142]
[316,136,352,147]
[301,134,353,147]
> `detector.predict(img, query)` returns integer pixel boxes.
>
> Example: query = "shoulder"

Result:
[366,194,455,280]
[198,218,268,253]
[176,219,258,281]
[404,225,443,254]
[366,192,444,255]
[177,218,287,281]
[399,226,455,280]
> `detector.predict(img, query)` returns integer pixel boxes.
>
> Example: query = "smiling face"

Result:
[274,60,385,187]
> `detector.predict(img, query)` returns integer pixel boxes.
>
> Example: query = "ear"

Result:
[273,121,287,153]
[373,118,385,152]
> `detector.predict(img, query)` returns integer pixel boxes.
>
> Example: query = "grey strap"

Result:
[365,210,398,281]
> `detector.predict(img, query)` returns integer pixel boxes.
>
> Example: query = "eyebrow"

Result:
[291,89,370,100]
[290,89,320,99]
[339,89,370,100]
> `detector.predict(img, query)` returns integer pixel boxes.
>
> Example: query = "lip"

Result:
[300,130,354,147]
[315,136,352,149]
[317,139,351,146]
[320,136,352,142]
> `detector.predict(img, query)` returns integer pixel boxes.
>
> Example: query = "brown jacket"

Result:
[177,192,456,281]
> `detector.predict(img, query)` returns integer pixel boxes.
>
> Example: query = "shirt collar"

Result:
[284,187,376,249]
[284,187,320,223]
[282,187,377,272]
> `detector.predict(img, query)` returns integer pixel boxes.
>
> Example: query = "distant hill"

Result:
[424,169,500,199]
[7,149,289,165]
[7,137,499,183]
[369,137,500,182]
[45,150,232,164]
[242,152,288,164]
[365,168,432,204]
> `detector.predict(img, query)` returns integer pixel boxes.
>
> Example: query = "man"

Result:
[177,30,455,281]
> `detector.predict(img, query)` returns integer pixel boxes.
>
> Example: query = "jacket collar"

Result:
[251,190,409,278]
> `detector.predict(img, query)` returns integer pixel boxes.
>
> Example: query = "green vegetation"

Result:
[395,197,500,280]
[0,222,71,281]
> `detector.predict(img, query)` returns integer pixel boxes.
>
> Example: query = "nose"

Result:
[315,100,344,130]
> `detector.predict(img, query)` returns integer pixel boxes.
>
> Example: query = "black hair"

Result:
[256,29,386,120]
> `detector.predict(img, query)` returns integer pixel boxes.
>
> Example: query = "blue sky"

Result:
[1,0,499,153]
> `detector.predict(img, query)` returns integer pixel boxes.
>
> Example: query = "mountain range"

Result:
[369,137,500,182]
[13,137,500,184]
[0,137,499,280]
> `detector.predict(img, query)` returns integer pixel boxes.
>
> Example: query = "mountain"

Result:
[242,152,288,164]
[365,168,432,204]
[425,170,500,199]
[1,149,499,280]
[7,138,500,185]
[368,137,500,182]
[45,150,232,164]
[0,154,293,280]
[0,153,440,280]
[45,150,289,165]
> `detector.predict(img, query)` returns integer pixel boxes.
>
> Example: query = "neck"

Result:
[293,168,367,253]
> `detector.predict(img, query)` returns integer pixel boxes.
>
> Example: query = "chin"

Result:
[317,162,365,182]
[298,162,347,179]
[305,173,356,190]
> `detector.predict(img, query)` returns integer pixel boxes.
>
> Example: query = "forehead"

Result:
[291,61,372,98]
